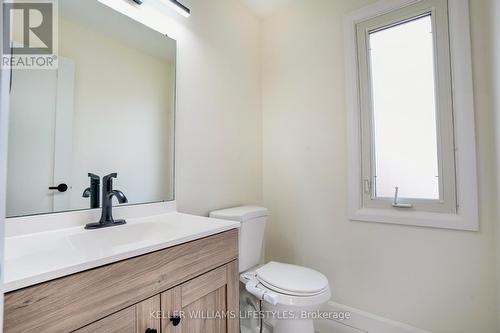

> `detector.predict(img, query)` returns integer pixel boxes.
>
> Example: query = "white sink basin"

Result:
[4,212,240,292]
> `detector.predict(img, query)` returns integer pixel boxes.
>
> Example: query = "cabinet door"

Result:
[161,261,239,333]
[75,295,160,333]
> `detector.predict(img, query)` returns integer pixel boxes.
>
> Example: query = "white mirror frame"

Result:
[345,0,479,231]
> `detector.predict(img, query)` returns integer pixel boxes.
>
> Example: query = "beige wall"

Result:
[261,0,498,332]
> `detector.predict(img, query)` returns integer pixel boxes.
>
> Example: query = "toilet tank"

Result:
[210,206,268,273]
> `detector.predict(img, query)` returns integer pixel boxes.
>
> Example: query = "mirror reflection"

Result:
[6,0,176,217]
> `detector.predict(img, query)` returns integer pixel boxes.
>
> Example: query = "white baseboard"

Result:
[315,301,432,333]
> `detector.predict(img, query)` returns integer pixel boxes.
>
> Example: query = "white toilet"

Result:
[210,206,331,333]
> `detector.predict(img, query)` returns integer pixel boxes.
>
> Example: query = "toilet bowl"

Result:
[242,261,331,333]
[210,206,331,333]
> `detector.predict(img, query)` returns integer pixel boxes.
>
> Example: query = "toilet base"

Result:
[240,278,329,333]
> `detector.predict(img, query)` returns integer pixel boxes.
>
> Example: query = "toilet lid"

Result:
[256,262,329,297]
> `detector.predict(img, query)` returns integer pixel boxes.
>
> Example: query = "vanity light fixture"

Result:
[132,0,191,18]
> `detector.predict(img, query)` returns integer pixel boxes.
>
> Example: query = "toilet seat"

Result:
[242,262,331,307]
[256,262,329,297]
[256,281,331,307]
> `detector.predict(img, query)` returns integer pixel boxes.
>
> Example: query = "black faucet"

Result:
[82,173,101,209]
[85,173,128,230]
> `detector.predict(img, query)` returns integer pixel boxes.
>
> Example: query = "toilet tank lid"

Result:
[209,206,268,222]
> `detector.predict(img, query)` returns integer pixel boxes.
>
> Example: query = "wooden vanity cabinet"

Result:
[4,230,239,333]
[162,262,239,333]
[75,261,239,333]
[74,295,161,333]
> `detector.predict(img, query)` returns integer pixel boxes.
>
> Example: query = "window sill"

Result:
[349,208,478,231]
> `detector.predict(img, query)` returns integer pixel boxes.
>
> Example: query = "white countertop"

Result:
[4,212,240,292]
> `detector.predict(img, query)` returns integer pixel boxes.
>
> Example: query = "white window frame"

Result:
[345,0,478,231]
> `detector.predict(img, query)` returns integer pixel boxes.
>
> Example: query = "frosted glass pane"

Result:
[369,15,439,200]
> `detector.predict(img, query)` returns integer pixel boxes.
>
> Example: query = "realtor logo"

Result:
[2,0,58,69]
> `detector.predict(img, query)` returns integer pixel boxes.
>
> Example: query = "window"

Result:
[370,15,439,201]
[357,0,456,214]
[345,0,478,230]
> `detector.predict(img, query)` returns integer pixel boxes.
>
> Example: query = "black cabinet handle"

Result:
[145,329,157,333]
[48,184,68,192]
[170,316,181,326]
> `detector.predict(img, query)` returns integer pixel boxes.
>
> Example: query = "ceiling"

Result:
[240,0,298,18]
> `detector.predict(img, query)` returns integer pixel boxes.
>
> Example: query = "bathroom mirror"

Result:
[6,0,176,217]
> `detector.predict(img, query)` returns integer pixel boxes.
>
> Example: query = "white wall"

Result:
[173,0,263,215]
[261,1,498,332]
